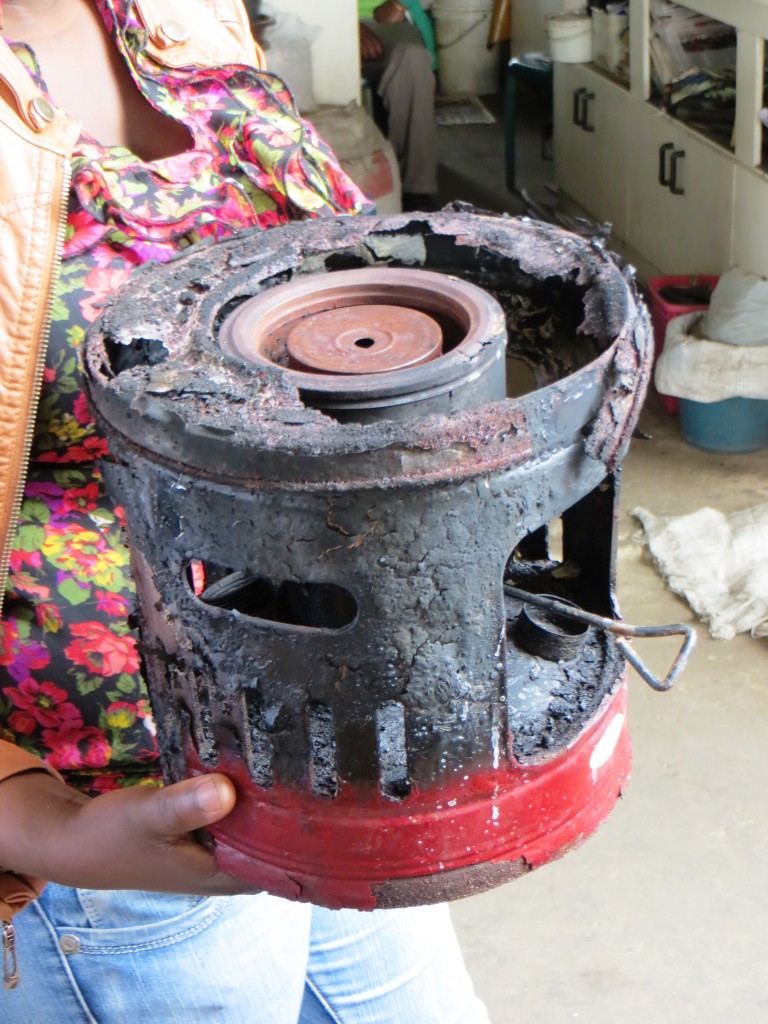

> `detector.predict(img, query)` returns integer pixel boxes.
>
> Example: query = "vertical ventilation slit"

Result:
[377,701,411,801]
[173,665,218,769]
[243,690,275,789]
[307,702,338,798]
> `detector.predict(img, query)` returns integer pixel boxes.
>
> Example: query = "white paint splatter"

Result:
[589,713,625,779]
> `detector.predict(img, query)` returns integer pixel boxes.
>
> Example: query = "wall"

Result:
[264,0,361,106]
[512,0,566,56]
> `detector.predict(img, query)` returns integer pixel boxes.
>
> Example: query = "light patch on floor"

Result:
[435,96,496,127]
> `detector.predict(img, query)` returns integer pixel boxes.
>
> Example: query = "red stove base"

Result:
[200,678,630,910]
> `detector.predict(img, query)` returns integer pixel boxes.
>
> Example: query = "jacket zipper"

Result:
[0,158,71,991]
[2,921,19,990]
[0,158,72,619]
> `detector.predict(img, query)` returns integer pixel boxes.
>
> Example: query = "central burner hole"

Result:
[354,337,376,349]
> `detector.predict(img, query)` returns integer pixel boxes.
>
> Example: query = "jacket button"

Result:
[159,19,190,44]
[28,96,55,129]
[58,934,81,955]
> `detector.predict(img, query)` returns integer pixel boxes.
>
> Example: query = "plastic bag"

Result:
[307,103,402,215]
[704,266,768,347]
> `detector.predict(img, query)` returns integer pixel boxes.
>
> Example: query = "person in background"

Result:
[0,1,490,1021]
[359,0,439,211]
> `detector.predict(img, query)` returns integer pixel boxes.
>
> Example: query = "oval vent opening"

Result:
[187,561,358,631]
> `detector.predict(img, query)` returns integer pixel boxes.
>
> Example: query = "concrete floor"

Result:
[435,90,768,1023]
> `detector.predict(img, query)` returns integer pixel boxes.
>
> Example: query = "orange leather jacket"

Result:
[0,0,263,926]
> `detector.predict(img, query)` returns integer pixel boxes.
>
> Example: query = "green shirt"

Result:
[358,0,382,17]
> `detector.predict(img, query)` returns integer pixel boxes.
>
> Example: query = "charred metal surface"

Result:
[504,599,625,759]
[84,210,652,907]
[372,857,531,909]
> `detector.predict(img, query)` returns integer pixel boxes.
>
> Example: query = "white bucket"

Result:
[433,0,501,98]
[547,13,592,63]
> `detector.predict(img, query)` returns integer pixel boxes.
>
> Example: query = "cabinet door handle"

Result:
[581,93,595,132]
[572,88,587,127]
[670,149,686,195]
[658,142,674,186]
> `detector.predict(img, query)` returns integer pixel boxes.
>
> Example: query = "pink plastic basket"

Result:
[647,275,719,414]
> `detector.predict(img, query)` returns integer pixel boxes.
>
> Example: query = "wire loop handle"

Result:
[504,586,696,691]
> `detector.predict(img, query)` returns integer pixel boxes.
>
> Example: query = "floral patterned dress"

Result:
[0,0,368,794]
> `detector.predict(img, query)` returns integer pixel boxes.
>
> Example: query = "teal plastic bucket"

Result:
[680,396,768,453]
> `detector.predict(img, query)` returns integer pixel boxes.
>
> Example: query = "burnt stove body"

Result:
[85,210,652,909]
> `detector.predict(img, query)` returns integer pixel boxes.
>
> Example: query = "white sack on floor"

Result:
[632,504,768,641]
[654,313,768,402]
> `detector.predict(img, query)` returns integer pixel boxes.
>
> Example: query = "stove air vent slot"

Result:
[188,563,358,632]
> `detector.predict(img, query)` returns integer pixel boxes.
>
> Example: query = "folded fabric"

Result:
[633,504,768,641]
[655,312,768,402]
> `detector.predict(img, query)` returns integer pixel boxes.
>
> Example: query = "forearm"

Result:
[0,771,87,883]
[0,744,73,921]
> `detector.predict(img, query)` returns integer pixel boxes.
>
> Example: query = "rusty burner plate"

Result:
[285,304,442,375]
[217,266,506,421]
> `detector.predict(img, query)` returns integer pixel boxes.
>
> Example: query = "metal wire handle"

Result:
[504,586,697,691]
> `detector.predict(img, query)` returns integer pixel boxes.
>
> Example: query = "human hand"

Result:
[359,21,384,62]
[374,1,407,23]
[0,770,259,895]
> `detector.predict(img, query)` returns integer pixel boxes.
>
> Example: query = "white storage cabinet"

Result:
[553,0,768,278]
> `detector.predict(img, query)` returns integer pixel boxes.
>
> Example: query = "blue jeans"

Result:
[2,885,490,1023]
